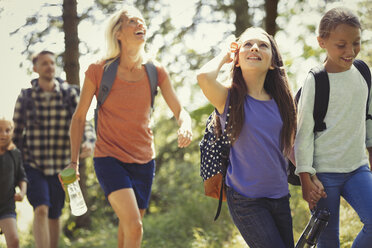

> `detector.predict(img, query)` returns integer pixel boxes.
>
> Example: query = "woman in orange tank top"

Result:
[67,5,192,248]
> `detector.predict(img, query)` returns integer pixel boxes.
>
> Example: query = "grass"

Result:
[2,175,364,247]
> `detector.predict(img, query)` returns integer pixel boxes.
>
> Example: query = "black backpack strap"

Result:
[144,62,159,109]
[20,88,35,117]
[96,60,158,110]
[60,81,79,119]
[94,59,159,132]
[294,87,302,105]
[214,104,232,221]
[96,59,120,110]
[214,178,225,221]
[56,77,65,84]
[94,59,119,132]
[310,66,329,132]
[353,59,372,120]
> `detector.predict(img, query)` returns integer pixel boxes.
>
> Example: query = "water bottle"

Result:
[295,209,330,248]
[60,168,87,216]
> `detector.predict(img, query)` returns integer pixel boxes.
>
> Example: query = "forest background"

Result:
[0,0,371,247]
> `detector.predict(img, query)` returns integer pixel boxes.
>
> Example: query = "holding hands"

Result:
[301,173,327,210]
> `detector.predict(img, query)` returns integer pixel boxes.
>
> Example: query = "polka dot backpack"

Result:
[199,104,232,220]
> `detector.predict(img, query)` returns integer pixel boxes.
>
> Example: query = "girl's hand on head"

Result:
[221,41,238,64]
[223,51,233,64]
[177,127,193,148]
[218,35,236,64]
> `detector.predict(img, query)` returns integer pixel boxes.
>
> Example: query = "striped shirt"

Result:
[12,79,95,176]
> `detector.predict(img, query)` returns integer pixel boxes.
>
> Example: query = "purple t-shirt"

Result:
[218,94,289,199]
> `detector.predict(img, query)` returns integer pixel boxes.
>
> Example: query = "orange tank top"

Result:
[85,60,166,164]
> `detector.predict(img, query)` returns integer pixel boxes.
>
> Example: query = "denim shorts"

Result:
[93,157,155,209]
[24,164,65,219]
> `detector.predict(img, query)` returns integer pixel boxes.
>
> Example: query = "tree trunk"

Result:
[264,0,279,36]
[233,0,251,37]
[62,0,80,86]
[62,0,91,229]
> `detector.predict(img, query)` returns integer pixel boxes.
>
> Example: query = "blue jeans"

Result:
[316,165,372,248]
[226,187,294,248]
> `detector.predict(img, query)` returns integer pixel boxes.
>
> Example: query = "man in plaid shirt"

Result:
[12,51,95,248]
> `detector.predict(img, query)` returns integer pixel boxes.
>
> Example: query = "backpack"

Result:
[21,77,79,122]
[199,102,232,221]
[94,58,158,132]
[288,59,372,186]
[8,149,18,184]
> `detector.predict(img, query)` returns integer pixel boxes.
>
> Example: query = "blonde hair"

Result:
[103,5,146,64]
[0,117,16,151]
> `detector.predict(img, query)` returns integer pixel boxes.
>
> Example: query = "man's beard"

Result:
[41,74,55,82]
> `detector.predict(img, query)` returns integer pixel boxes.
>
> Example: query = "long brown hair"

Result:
[223,27,296,156]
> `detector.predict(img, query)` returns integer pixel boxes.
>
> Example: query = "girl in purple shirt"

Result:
[197,27,296,248]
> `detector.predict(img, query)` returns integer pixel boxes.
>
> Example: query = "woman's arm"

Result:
[69,77,96,170]
[158,74,192,148]
[196,51,231,113]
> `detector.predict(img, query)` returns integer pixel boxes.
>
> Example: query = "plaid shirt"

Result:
[13,79,96,176]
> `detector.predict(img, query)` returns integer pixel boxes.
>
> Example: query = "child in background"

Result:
[295,7,372,247]
[0,118,27,248]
